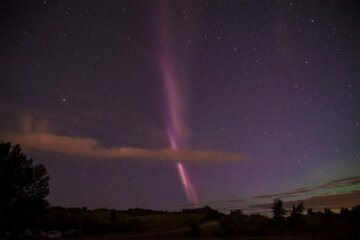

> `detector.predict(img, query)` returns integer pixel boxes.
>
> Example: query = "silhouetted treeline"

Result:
[125,207,167,217]
[218,202,360,239]
[181,206,224,220]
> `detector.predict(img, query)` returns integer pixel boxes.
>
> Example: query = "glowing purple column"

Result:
[157,2,199,204]
[160,55,199,205]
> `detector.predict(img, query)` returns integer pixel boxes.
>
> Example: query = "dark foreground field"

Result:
[12,205,356,240]
[2,205,360,239]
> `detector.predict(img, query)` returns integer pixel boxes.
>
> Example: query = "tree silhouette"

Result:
[340,207,350,216]
[290,201,305,218]
[323,207,333,215]
[271,198,287,222]
[229,209,243,217]
[0,141,50,233]
[307,208,314,215]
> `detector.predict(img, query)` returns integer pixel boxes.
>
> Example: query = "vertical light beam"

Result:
[176,162,199,204]
[157,1,199,205]
[160,56,199,205]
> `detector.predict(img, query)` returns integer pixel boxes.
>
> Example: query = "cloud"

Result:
[2,116,248,164]
[212,198,247,204]
[177,203,203,208]
[252,176,360,200]
[5,132,247,164]
[210,176,360,213]
[320,176,360,189]
[252,187,314,199]
[246,176,360,212]
[250,191,360,211]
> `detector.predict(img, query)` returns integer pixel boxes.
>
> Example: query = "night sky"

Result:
[1,0,359,213]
